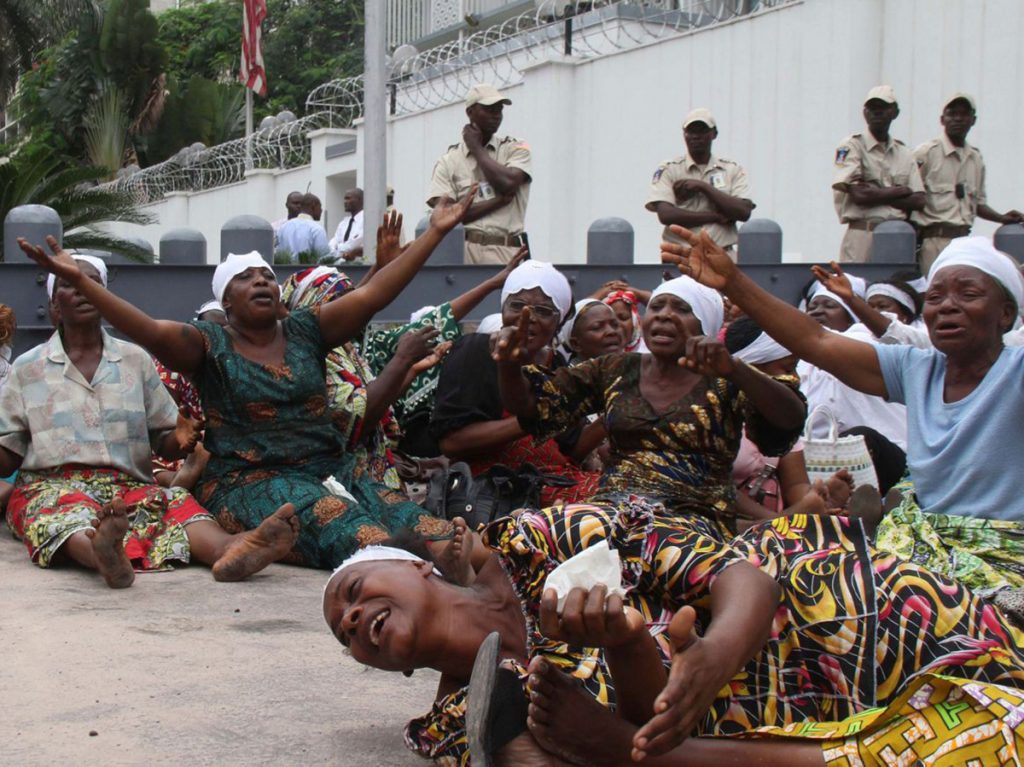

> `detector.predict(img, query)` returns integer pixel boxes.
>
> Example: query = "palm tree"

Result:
[0,0,100,111]
[1,143,154,261]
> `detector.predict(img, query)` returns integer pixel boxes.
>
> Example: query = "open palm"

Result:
[430,184,478,232]
[17,235,83,286]
[661,226,736,291]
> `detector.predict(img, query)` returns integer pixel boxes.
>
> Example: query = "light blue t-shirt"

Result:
[876,343,1024,520]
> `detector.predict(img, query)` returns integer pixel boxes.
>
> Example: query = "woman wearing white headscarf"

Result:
[430,260,602,505]
[495,274,806,535]
[665,229,1024,614]
[13,193,476,569]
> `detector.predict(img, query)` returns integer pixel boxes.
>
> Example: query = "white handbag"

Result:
[801,406,878,490]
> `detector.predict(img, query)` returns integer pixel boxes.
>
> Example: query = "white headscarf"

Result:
[808,284,855,321]
[866,283,916,315]
[558,298,604,350]
[500,261,572,320]
[928,236,1024,312]
[195,299,223,318]
[212,251,276,303]
[649,276,724,337]
[476,313,503,334]
[410,306,437,323]
[46,253,108,298]
[323,545,441,598]
[733,332,791,366]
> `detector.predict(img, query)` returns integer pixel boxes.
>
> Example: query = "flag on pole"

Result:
[240,0,268,97]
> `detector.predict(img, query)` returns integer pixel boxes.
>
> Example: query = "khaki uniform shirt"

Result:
[911,133,987,228]
[645,154,749,248]
[832,133,924,223]
[427,136,532,237]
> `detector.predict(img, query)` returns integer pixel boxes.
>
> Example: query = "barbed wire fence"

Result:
[103,0,792,204]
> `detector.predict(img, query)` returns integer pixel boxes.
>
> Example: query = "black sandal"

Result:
[466,631,529,766]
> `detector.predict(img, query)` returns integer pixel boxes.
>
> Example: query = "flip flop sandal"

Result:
[467,632,529,765]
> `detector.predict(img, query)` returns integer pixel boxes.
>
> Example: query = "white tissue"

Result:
[543,540,626,612]
[323,475,358,504]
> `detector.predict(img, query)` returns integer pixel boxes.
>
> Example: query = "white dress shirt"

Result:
[330,210,364,261]
[276,214,330,262]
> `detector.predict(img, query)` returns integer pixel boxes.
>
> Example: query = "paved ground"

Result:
[0,524,439,766]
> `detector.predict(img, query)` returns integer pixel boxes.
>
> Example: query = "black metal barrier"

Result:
[0,261,916,356]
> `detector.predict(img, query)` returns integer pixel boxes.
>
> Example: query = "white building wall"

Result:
[109,0,1024,265]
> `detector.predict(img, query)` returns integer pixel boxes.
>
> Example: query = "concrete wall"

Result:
[107,0,1024,264]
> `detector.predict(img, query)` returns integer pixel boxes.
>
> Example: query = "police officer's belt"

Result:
[846,219,892,232]
[917,224,971,239]
[465,231,526,247]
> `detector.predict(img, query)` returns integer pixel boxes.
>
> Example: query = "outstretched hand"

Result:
[175,409,204,454]
[376,209,405,268]
[660,227,736,291]
[410,340,453,376]
[490,245,529,286]
[678,335,735,377]
[491,307,530,365]
[810,261,854,302]
[430,184,478,233]
[17,236,83,287]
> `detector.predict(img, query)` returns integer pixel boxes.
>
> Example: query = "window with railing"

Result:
[387,0,524,48]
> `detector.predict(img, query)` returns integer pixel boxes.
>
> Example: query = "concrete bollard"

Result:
[415,217,464,265]
[107,236,155,265]
[737,219,782,264]
[160,228,207,265]
[994,223,1024,264]
[3,204,62,263]
[586,218,634,265]
[871,220,916,263]
[221,215,274,262]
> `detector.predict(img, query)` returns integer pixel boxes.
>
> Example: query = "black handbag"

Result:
[423,462,577,530]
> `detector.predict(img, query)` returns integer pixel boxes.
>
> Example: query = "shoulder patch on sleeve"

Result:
[835,147,850,165]
[652,166,666,183]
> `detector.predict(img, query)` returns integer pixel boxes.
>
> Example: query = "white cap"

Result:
[865,85,897,105]
[683,107,716,130]
[943,92,976,112]
[466,83,511,108]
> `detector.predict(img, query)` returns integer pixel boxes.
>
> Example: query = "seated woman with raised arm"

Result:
[361,247,529,458]
[0,254,299,587]
[16,193,478,569]
[664,230,1024,607]
[430,260,601,505]
[323,505,1024,767]
[495,275,806,534]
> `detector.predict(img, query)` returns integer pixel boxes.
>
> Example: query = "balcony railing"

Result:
[387,0,521,48]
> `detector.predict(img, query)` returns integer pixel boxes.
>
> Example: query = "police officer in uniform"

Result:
[832,85,925,263]
[427,83,532,264]
[646,108,754,261]
[913,92,1024,273]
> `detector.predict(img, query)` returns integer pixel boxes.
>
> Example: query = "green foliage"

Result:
[137,75,245,166]
[0,143,154,262]
[100,0,167,115]
[83,85,130,178]
[156,0,364,120]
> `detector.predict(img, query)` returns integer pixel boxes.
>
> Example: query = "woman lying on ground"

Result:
[323,503,1024,767]
[0,255,299,587]
[664,230,1024,616]
[495,275,806,535]
[430,260,601,505]
[360,245,530,458]
[16,192,479,569]
[724,317,854,526]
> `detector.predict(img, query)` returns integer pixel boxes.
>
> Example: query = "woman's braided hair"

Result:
[0,304,16,347]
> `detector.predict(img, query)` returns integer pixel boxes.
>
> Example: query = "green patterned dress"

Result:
[191,308,450,568]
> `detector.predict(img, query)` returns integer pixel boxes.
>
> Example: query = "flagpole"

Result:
[363,0,387,264]
[245,88,254,170]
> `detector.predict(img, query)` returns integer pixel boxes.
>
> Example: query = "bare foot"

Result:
[84,498,135,589]
[526,656,635,767]
[211,503,299,582]
[825,469,854,508]
[846,485,883,537]
[788,488,828,517]
[433,516,475,586]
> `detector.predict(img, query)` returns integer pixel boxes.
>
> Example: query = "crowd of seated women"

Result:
[4,199,1024,766]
